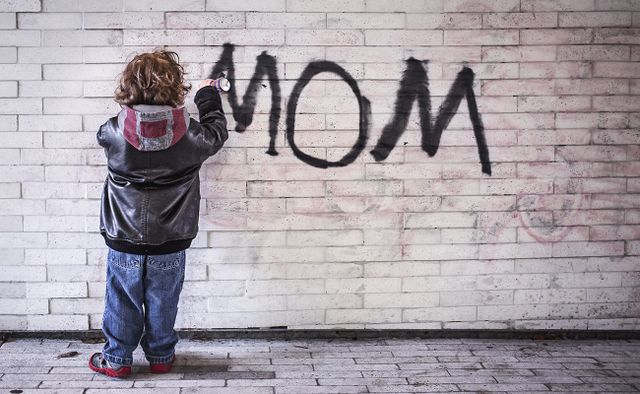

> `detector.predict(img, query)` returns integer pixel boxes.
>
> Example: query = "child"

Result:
[89,49,228,378]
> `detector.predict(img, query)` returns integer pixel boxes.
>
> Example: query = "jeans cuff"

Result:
[145,351,175,364]
[103,351,133,366]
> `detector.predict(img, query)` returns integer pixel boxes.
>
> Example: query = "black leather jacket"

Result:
[97,87,228,255]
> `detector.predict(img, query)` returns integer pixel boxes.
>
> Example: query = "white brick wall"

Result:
[0,0,639,331]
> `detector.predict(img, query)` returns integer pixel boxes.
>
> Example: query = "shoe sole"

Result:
[88,353,131,378]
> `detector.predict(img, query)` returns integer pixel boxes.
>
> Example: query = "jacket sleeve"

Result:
[193,86,228,158]
[96,121,109,150]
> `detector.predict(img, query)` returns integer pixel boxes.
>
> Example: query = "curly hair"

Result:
[114,49,191,107]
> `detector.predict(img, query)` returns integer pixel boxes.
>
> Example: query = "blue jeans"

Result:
[101,247,186,366]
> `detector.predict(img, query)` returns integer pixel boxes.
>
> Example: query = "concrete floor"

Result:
[0,337,638,393]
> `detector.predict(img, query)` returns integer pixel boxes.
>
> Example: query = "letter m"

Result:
[370,58,491,175]
[209,43,281,156]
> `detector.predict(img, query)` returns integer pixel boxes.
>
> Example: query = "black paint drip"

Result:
[286,61,371,168]
[370,58,491,175]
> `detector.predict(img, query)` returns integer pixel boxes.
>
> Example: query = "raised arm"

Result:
[193,85,228,158]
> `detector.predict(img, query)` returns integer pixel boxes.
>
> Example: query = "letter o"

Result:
[286,61,371,168]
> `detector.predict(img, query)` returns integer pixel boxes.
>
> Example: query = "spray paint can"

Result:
[211,77,231,93]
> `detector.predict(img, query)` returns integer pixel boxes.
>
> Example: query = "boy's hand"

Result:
[196,79,215,90]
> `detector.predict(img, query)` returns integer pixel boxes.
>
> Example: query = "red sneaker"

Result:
[149,355,176,374]
[88,352,131,378]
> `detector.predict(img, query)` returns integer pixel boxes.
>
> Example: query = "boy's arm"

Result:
[194,86,228,157]
[96,122,109,149]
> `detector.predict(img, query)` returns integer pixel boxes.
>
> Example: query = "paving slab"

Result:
[0,337,638,392]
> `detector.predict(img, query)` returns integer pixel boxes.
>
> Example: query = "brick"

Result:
[521,28,593,44]
[557,78,629,95]
[558,44,630,60]
[365,292,439,308]
[520,62,592,79]
[0,12,15,28]
[84,12,165,29]
[245,279,324,296]
[403,306,477,322]
[0,47,17,62]
[482,45,557,62]
[326,308,400,324]
[445,29,518,45]
[0,0,40,11]
[595,27,640,43]
[366,29,442,46]
[444,0,519,12]
[594,61,640,77]
[407,46,482,62]
[206,0,285,11]
[287,29,363,46]
[42,0,123,11]
[124,29,204,45]
[483,12,558,28]
[0,132,42,148]
[50,298,103,314]
[288,0,365,12]
[326,245,402,262]
[42,29,122,46]
[477,273,551,290]
[479,243,552,259]
[125,0,205,11]
[590,225,640,240]
[28,314,89,330]
[24,248,86,265]
[166,12,244,28]
[19,115,82,131]
[246,12,324,28]
[204,29,284,46]
[326,277,401,293]
[522,0,596,11]
[18,12,82,29]
[327,13,404,29]
[26,282,87,298]
[444,62,518,80]
[0,298,48,314]
[2,265,46,282]
[43,98,120,115]
[0,64,41,80]
[0,282,26,298]
[594,96,640,111]
[406,13,482,29]
[43,64,122,81]
[404,244,478,260]
[18,47,83,64]
[0,182,20,198]
[82,46,152,64]
[518,96,591,112]
[0,30,39,46]
[365,261,439,277]
[287,230,362,246]
[483,79,554,96]
[0,81,17,97]
[326,180,402,196]
[559,11,632,27]
[597,0,640,10]
[24,215,85,231]
[367,0,443,12]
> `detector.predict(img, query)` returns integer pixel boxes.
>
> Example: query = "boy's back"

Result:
[89,49,228,378]
[97,88,227,255]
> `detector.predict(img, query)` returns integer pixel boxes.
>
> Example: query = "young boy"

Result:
[89,50,228,378]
